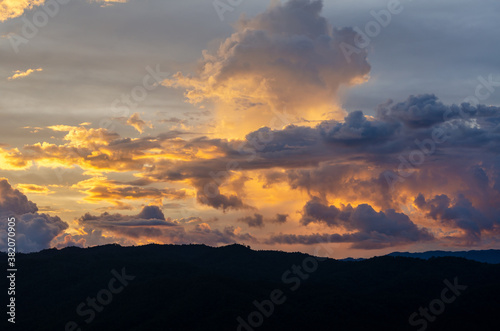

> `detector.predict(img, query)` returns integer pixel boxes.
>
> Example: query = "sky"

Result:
[1,0,500,259]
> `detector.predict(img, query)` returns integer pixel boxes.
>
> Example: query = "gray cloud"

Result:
[0,178,68,252]
[237,213,288,228]
[415,193,498,243]
[280,197,434,249]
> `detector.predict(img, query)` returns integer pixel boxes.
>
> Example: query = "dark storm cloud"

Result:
[320,110,399,144]
[273,214,289,224]
[0,178,38,215]
[0,178,68,252]
[194,178,254,212]
[237,213,288,228]
[415,193,498,243]
[273,197,433,249]
[377,94,500,129]
[238,214,264,228]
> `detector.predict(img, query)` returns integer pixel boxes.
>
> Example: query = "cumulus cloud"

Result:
[53,234,86,249]
[377,94,500,129]
[0,178,68,252]
[274,197,434,249]
[165,0,371,136]
[415,193,498,243]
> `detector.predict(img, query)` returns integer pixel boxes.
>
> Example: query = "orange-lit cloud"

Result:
[165,0,370,138]
[16,183,55,194]
[2,94,500,251]
[126,113,152,133]
[0,0,45,22]
[72,176,190,206]
[0,0,128,22]
[7,68,42,80]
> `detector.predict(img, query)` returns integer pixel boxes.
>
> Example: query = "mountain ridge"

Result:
[2,243,499,330]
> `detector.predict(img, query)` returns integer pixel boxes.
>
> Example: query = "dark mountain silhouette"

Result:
[2,244,499,331]
[387,249,500,264]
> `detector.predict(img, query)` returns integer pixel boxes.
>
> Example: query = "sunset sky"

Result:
[1,0,500,258]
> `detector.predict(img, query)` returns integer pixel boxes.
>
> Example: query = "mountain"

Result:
[387,249,500,264]
[1,244,499,331]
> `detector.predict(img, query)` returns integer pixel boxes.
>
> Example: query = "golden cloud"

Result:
[0,0,45,22]
[16,183,55,194]
[71,176,190,206]
[7,68,42,80]
[165,1,370,138]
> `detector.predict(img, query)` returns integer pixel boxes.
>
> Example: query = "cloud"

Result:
[273,214,288,224]
[274,197,434,249]
[16,183,55,194]
[165,0,371,136]
[53,234,86,249]
[238,213,288,228]
[90,0,128,7]
[79,205,177,228]
[377,94,500,129]
[126,113,152,134]
[0,178,68,252]
[2,93,500,248]
[72,177,189,206]
[320,110,399,145]
[0,0,45,22]
[238,213,264,228]
[52,205,258,247]
[415,193,498,243]
[0,178,38,215]
[0,0,128,22]
[7,68,43,80]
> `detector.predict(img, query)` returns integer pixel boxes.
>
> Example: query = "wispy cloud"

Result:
[7,68,43,80]
[127,113,152,134]
[16,183,55,194]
